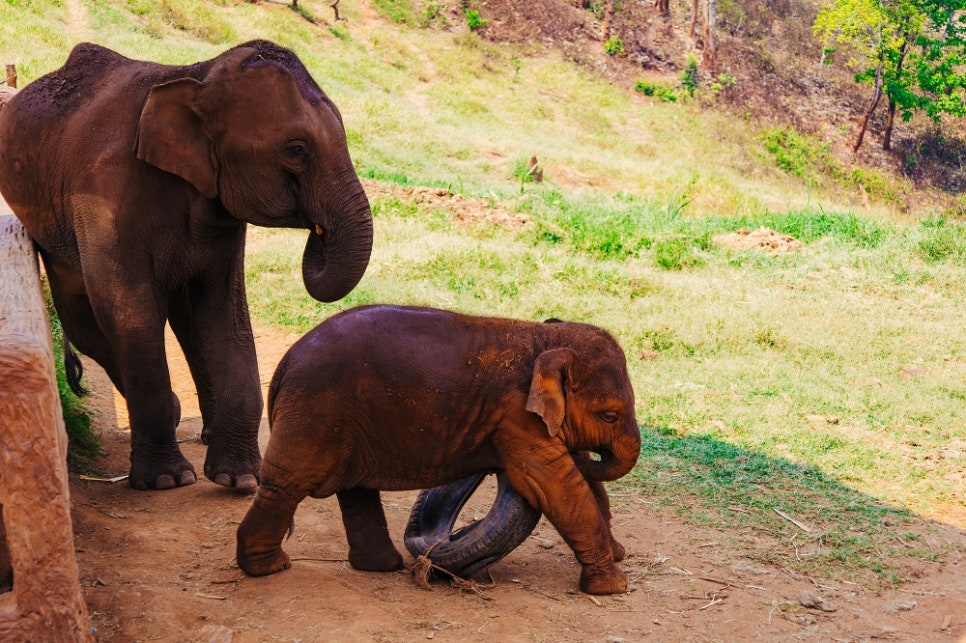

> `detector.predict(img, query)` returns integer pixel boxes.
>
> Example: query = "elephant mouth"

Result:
[313,224,323,236]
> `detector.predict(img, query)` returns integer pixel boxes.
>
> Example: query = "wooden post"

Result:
[3,65,14,89]
[0,193,93,639]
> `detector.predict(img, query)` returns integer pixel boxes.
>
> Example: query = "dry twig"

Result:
[774,508,812,532]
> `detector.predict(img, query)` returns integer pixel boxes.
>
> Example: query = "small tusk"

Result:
[314,224,324,236]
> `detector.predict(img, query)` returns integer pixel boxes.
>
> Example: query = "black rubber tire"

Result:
[404,471,542,578]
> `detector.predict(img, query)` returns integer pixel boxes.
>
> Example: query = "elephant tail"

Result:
[266,353,291,428]
[64,336,88,397]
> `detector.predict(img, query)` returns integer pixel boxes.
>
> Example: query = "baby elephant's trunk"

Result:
[575,429,641,481]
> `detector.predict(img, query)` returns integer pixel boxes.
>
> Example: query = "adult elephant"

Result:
[0,41,373,491]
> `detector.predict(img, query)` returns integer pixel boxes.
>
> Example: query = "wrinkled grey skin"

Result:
[0,41,373,491]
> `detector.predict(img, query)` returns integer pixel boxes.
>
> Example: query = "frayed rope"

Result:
[409,541,488,596]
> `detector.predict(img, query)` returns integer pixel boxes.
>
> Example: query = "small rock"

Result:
[785,613,818,626]
[798,593,837,612]
[887,600,917,612]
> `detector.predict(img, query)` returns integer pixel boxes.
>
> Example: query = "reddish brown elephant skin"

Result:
[236,305,641,595]
[0,42,373,491]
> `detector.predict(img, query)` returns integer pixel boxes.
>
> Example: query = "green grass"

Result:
[3,0,964,588]
[43,281,102,473]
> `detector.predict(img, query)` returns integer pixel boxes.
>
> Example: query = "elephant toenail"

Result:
[235,474,258,492]
[180,471,197,486]
[214,473,232,487]
[155,474,176,490]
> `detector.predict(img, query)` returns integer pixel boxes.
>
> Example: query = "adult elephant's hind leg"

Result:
[337,488,404,571]
[49,263,196,490]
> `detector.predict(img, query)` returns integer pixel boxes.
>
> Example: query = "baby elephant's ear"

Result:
[525,348,574,437]
[136,77,218,198]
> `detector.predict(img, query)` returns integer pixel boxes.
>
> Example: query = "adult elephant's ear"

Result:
[136,78,218,199]
[525,348,574,437]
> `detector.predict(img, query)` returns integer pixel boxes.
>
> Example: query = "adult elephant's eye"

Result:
[280,141,312,174]
[599,411,619,424]
[290,143,309,157]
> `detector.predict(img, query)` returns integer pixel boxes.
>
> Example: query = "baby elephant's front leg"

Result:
[587,479,625,562]
[508,463,628,595]
[337,488,404,571]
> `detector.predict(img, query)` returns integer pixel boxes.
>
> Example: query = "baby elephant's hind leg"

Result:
[337,488,405,571]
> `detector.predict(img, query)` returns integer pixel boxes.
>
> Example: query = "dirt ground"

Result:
[67,319,966,643]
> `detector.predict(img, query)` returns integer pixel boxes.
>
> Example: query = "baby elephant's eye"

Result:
[599,411,619,424]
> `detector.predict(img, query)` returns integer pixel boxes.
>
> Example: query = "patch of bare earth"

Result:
[68,319,966,642]
[362,179,532,230]
[713,227,803,256]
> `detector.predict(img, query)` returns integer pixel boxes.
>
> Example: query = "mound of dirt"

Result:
[713,227,803,255]
[363,180,532,230]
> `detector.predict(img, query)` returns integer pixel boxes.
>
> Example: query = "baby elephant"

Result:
[236,305,641,594]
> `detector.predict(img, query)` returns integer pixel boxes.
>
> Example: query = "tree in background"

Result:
[815,0,966,152]
[688,0,718,70]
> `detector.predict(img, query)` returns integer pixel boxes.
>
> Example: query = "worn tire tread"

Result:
[404,472,541,577]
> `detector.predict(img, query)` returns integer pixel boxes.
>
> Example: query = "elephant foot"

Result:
[237,546,292,577]
[579,564,629,595]
[129,449,197,491]
[348,547,404,572]
[204,449,261,492]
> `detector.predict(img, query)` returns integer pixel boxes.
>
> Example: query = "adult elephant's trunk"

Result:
[574,429,641,482]
[301,186,373,303]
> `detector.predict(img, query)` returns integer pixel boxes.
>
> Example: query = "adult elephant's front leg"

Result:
[179,274,263,491]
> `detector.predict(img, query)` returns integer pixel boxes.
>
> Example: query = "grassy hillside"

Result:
[1,0,903,216]
[2,0,965,586]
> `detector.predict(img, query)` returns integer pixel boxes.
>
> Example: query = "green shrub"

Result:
[634,79,679,102]
[654,236,704,270]
[418,1,445,27]
[604,36,624,56]
[759,127,831,182]
[917,217,966,264]
[463,8,487,30]
[680,54,700,96]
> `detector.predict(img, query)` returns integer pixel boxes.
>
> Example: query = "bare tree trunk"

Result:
[602,0,615,42]
[654,0,670,16]
[883,98,897,151]
[4,65,14,89]
[701,0,717,70]
[853,65,883,153]
[881,39,908,151]
[689,0,700,39]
